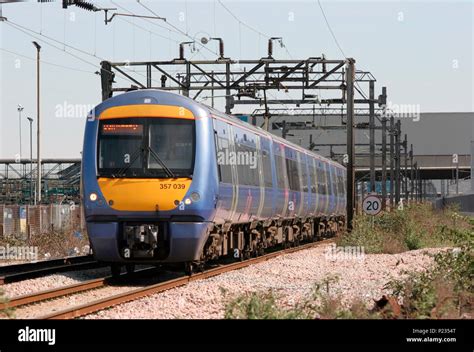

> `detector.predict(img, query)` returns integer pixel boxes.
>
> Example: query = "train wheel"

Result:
[126,264,135,275]
[197,262,205,273]
[243,250,251,260]
[184,262,194,276]
[111,264,122,278]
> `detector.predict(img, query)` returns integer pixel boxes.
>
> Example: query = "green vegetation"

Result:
[0,289,14,318]
[224,204,473,319]
[337,203,473,253]
[224,275,380,319]
[385,245,473,318]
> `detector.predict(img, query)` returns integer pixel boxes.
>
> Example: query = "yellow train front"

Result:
[82,90,219,274]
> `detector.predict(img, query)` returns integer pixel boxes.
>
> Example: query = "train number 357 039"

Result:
[159,183,186,190]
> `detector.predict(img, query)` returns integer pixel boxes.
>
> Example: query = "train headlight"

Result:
[184,198,192,205]
[190,192,200,202]
[89,193,98,202]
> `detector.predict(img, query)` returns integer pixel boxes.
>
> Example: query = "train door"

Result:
[260,136,274,219]
[213,118,238,222]
[333,165,340,215]
[231,125,260,223]
[326,163,336,215]
[255,135,265,219]
[319,160,329,215]
[312,158,319,216]
[273,143,289,218]
[296,152,305,216]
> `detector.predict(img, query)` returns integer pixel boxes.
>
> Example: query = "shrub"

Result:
[385,246,473,318]
[338,203,473,254]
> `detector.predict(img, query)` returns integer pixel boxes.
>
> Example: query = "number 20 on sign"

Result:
[362,194,382,216]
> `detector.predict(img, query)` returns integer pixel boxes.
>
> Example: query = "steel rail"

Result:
[0,267,156,310]
[0,255,102,285]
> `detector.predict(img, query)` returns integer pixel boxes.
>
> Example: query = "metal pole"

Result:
[395,120,401,205]
[471,141,474,192]
[184,61,190,97]
[211,71,215,109]
[389,116,395,208]
[369,80,375,193]
[27,117,33,204]
[33,41,41,204]
[225,61,231,114]
[346,59,356,230]
[456,162,459,194]
[18,106,23,160]
[404,134,408,202]
[381,117,387,210]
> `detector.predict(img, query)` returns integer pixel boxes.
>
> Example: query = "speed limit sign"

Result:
[362,194,382,215]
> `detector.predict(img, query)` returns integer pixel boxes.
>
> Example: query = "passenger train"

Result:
[81,89,347,274]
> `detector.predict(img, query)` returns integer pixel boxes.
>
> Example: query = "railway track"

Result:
[28,238,334,319]
[0,267,158,311]
[0,255,102,285]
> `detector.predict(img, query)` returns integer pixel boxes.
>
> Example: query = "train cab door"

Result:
[326,163,336,215]
[312,158,319,216]
[213,118,238,222]
[296,153,305,217]
[255,135,265,219]
[227,125,239,222]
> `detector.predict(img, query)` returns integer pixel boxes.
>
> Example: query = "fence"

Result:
[0,204,86,238]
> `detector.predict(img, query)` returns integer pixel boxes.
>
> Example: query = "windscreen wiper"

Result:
[112,146,144,178]
[148,146,176,178]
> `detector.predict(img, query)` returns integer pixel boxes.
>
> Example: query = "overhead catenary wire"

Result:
[316,0,346,58]
[316,0,371,101]
[0,47,96,74]
[132,0,220,58]
[3,20,151,86]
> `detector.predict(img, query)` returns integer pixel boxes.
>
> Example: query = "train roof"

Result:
[204,102,346,170]
[105,89,346,170]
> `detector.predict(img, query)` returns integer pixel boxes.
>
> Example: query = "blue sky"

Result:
[0,0,473,158]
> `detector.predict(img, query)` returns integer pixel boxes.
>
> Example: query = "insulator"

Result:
[74,1,97,12]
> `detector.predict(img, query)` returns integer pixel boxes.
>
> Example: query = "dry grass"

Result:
[0,229,89,260]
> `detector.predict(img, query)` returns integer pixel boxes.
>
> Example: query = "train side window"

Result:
[214,120,233,184]
[317,163,327,195]
[326,167,333,196]
[300,155,309,193]
[311,159,317,193]
[216,136,233,184]
[262,149,272,188]
[286,158,300,191]
[231,125,260,187]
[275,153,286,189]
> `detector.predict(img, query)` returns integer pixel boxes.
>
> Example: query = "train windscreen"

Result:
[98,117,195,178]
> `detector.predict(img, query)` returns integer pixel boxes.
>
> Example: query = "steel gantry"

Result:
[99,52,420,226]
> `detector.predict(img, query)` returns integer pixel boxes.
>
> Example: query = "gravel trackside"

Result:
[85,245,445,319]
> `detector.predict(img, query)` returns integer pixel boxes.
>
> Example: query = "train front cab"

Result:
[83,98,218,267]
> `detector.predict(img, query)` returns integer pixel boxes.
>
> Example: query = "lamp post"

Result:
[17,104,23,160]
[27,116,34,204]
[32,41,41,204]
